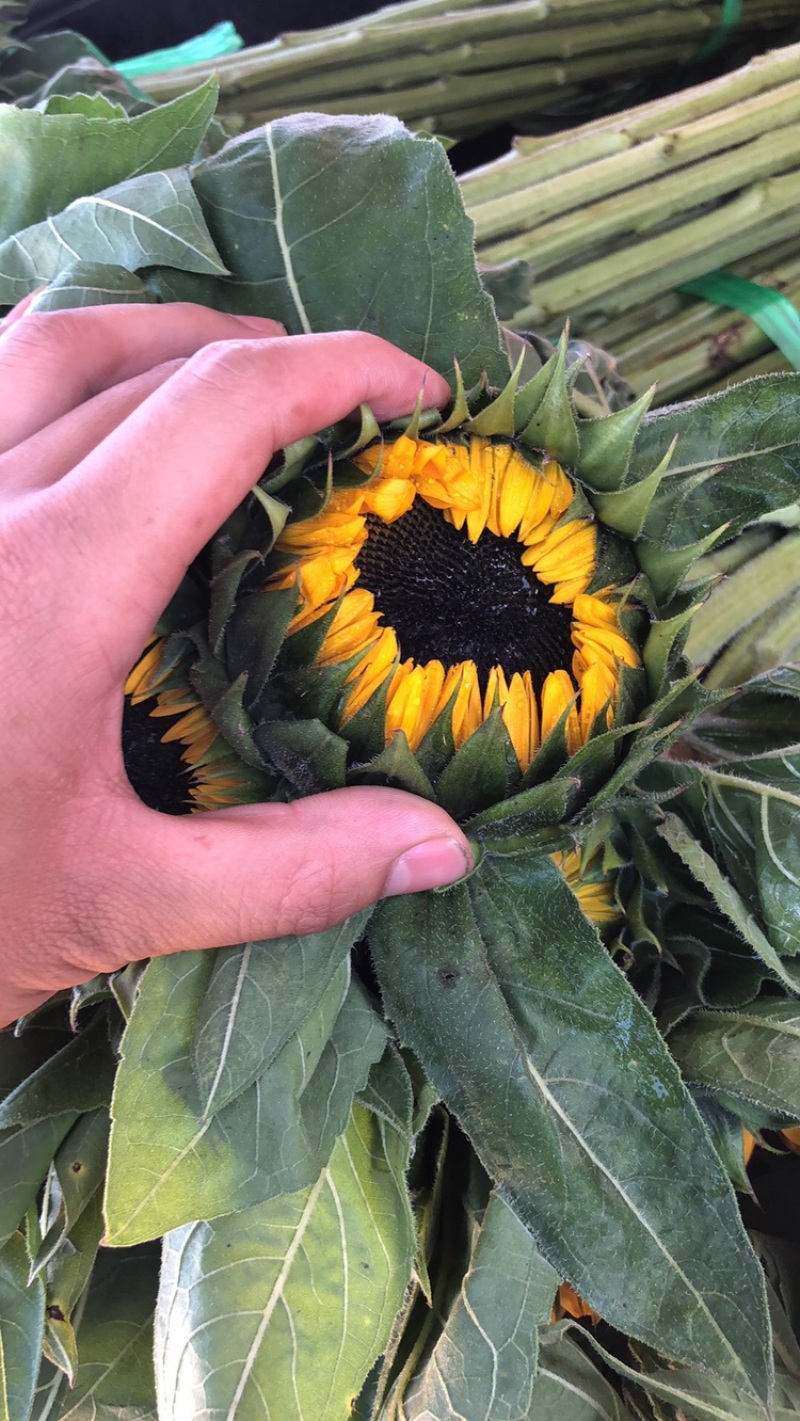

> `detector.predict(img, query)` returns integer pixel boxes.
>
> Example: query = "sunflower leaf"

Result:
[30,1244,161,1421]
[0,1231,45,1421]
[104,953,386,1245]
[190,912,371,1118]
[389,1192,557,1420]
[0,80,219,243]
[704,756,800,959]
[156,1061,416,1421]
[659,813,800,996]
[0,168,227,304]
[630,377,800,554]
[531,1325,639,1420]
[369,854,773,1399]
[26,261,155,310]
[156,114,506,388]
[669,1004,800,1123]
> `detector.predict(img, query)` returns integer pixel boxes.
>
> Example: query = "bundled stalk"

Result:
[596,236,799,402]
[137,0,799,138]
[461,43,800,357]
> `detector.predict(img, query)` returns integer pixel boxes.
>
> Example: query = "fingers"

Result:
[0,362,180,497]
[0,303,285,455]
[93,788,473,967]
[58,331,451,666]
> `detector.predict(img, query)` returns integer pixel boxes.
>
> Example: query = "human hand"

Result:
[0,301,472,1029]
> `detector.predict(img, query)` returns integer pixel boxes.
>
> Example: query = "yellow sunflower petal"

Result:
[364,477,416,523]
[503,670,539,772]
[450,660,483,747]
[342,625,398,721]
[385,659,448,750]
[541,669,580,754]
[317,589,381,664]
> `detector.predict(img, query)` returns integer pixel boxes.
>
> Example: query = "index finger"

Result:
[57,330,452,674]
[0,303,285,455]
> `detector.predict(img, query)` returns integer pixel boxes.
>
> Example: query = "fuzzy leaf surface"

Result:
[32,1245,159,1421]
[104,952,385,1245]
[531,1327,637,1421]
[704,758,800,959]
[630,377,800,551]
[29,262,154,310]
[163,113,506,387]
[0,169,226,303]
[669,1003,800,1121]
[190,912,370,1117]
[369,855,772,1400]
[156,1081,415,1420]
[0,1231,44,1421]
[0,81,218,241]
[398,1192,557,1421]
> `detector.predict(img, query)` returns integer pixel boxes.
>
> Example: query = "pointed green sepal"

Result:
[518,333,579,467]
[225,584,298,715]
[436,707,517,820]
[638,524,732,606]
[593,460,667,540]
[402,387,428,442]
[465,350,524,437]
[343,401,382,455]
[576,387,655,492]
[436,360,471,434]
[643,605,702,698]
[253,718,348,794]
[349,731,436,801]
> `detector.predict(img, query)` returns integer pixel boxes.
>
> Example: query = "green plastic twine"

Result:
[681,270,800,371]
[691,0,744,63]
[115,21,244,79]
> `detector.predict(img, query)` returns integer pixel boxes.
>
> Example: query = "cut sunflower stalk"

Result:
[461,41,800,359]
[136,0,800,138]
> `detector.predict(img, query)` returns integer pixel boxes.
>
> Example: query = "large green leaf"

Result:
[0,1231,44,1421]
[703,757,800,959]
[0,168,227,304]
[669,1003,800,1122]
[104,952,386,1245]
[659,813,800,995]
[531,1326,637,1421]
[32,1245,159,1421]
[156,114,506,388]
[0,81,218,241]
[0,1016,115,1246]
[190,911,371,1117]
[156,1059,415,1421]
[369,855,772,1400]
[628,377,800,551]
[395,1191,557,1420]
[25,262,154,311]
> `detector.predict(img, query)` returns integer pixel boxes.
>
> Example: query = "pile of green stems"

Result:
[597,238,797,404]
[460,43,800,325]
[137,0,799,139]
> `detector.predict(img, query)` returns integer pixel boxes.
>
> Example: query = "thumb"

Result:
[114,787,473,959]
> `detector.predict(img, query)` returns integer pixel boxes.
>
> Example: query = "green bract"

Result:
[3,80,800,1421]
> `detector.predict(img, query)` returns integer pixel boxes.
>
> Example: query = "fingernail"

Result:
[235,314,287,334]
[383,838,472,898]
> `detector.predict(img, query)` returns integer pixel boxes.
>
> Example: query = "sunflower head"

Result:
[125,338,711,911]
[245,340,689,831]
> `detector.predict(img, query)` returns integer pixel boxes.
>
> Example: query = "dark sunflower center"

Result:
[355,497,575,690]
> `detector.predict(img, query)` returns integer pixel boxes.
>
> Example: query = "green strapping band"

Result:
[116,21,244,79]
[691,0,743,63]
[681,270,800,371]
